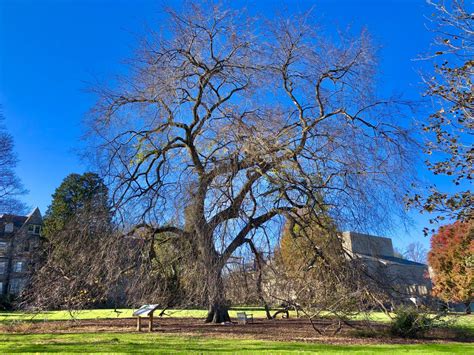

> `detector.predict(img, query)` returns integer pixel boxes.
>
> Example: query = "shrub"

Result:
[389,307,439,338]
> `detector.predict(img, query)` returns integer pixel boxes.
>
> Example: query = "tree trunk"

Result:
[204,261,231,323]
[206,301,231,323]
[190,208,231,323]
[247,240,272,320]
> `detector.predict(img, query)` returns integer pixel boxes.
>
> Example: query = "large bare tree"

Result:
[89,4,414,322]
[0,113,27,214]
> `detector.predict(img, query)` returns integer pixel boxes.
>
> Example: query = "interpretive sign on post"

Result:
[133,304,160,332]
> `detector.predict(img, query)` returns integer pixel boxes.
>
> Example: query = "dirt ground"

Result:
[1,317,472,345]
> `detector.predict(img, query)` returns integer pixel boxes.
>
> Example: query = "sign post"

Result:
[133,304,160,332]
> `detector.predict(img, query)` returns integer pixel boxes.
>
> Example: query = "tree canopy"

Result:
[408,0,473,228]
[88,3,415,322]
[43,172,111,239]
[278,215,340,277]
[428,220,473,313]
[25,172,114,309]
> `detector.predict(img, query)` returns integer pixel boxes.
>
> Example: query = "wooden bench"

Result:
[236,312,253,324]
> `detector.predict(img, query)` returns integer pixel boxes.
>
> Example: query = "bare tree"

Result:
[0,113,27,214]
[23,210,114,310]
[89,3,415,322]
[23,174,188,311]
[261,215,394,333]
[23,213,187,311]
[402,242,428,264]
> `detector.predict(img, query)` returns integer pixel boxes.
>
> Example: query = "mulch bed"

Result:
[0,317,471,345]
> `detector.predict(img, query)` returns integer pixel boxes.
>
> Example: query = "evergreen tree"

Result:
[43,172,111,239]
[26,173,113,309]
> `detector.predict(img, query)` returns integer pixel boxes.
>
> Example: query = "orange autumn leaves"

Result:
[428,220,474,304]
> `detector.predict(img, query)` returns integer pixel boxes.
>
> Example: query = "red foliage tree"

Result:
[428,221,473,313]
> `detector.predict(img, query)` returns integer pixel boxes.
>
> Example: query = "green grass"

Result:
[1,308,472,331]
[0,308,277,322]
[0,309,472,353]
[0,308,300,323]
[0,308,394,322]
[0,308,134,322]
[0,332,472,353]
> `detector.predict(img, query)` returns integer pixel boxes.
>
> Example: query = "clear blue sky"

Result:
[0,0,446,250]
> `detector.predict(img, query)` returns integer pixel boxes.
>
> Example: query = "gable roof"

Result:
[0,214,28,228]
[0,208,42,231]
[24,207,42,225]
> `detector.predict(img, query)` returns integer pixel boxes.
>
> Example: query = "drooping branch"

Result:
[123,223,189,239]
[221,207,292,261]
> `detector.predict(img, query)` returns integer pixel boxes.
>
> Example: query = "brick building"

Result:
[0,208,42,297]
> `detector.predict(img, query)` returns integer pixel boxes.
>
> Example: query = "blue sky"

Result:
[0,0,447,251]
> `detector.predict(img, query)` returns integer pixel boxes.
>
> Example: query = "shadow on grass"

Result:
[1,333,473,354]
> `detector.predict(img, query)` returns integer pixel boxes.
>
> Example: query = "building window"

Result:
[27,225,41,235]
[9,278,26,295]
[0,241,7,252]
[418,285,427,295]
[13,261,24,273]
[0,261,6,274]
[4,223,14,233]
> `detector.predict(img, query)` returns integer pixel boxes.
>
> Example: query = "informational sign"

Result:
[133,304,160,317]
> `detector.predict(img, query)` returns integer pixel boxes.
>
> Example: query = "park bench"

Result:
[236,312,253,324]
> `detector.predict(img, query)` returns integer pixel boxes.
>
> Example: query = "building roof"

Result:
[0,208,42,230]
[376,255,427,267]
[343,231,428,268]
[0,214,28,228]
[356,253,427,267]
[24,207,42,225]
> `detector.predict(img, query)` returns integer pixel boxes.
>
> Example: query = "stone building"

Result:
[0,208,42,297]
[341,231,431,301]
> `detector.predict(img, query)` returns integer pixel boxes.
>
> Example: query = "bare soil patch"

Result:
[0,317,471,345]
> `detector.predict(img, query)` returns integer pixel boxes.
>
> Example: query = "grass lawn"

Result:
[0,308,264,322]
[0,308,297,322]
[0,332,472,354]
[0,309,472,353]
[1,308,472,330]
